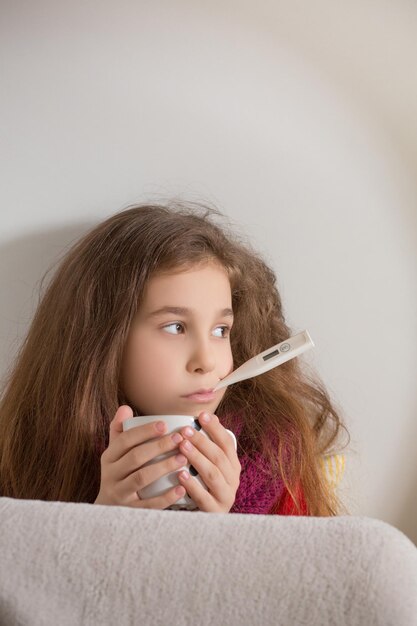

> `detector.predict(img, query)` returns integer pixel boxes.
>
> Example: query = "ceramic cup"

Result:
[122,415,237,510]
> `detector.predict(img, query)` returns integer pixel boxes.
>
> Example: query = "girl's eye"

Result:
[214,326,230,339]
[164,322,184,335]
[162,323,230,338]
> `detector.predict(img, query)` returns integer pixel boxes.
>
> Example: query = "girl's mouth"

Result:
[183,390,216,402]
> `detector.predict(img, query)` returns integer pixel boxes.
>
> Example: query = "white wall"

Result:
[1,0,416,542]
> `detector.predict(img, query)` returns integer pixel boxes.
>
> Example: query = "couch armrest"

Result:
[0,497,416,625]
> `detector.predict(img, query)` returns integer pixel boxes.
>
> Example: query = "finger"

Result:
[117,446,188,498]
[97,447,186,507]
[196,412,237,461]
[177,467,219,511]
[108,405,134,446]
[106,419,176,464]
[130,485,187,510]
[178,437,229,498]
[180,417,232,478]
[108,425,184,467]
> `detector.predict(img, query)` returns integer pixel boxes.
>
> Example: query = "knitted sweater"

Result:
[230,448,290,515]
[220,413,307,516]
[224,414,348,516]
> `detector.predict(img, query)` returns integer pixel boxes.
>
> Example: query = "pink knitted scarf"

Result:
[219,413,284,515]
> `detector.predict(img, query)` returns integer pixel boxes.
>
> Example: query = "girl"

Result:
[0,202,349,515]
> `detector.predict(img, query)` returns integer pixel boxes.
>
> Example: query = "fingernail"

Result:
[200,412,211,423]
[180,470,190,480]
[184,427,194,437]
[171,432,182,444]
[175,454,187,465]
[156,421,166,432]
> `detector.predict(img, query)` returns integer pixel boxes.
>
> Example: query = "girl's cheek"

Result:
[225,354,234,376]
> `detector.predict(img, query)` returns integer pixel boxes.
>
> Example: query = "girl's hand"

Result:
[177,411,241,513]
[94,405,188,509]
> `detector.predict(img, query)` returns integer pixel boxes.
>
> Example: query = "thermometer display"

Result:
[213,330,314,391]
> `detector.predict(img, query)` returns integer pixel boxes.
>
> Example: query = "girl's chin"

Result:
[157,402,219,417]
[137,397,220,416]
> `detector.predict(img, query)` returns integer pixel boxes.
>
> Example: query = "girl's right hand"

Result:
[94,405,188,508]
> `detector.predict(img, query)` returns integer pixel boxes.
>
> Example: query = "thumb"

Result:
[109,405,134,445]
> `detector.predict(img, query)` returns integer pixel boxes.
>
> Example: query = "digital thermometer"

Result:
[212,330,314,391]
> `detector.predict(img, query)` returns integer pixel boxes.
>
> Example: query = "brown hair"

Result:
[0,201,349,514]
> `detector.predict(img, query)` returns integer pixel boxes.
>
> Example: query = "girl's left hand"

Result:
[178,411,241,513]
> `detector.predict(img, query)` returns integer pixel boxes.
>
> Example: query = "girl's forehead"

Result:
[149,261,230,286]
[140,263,232,309]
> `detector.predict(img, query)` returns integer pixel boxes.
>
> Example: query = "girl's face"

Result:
[120,262,234,416]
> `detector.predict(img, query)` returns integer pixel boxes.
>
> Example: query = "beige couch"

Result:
[0,497,416,625]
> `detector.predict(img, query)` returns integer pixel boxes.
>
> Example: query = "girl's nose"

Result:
[187,340,216,373]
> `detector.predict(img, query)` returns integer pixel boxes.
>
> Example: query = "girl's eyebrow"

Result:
[146,306,234,319]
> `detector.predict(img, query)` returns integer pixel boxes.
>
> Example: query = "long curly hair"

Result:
[0,201,349,514]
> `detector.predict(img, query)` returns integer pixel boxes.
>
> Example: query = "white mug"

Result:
[122,415,237,510]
